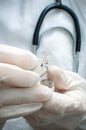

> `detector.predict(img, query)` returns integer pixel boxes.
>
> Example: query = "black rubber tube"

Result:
[32,2,81,52]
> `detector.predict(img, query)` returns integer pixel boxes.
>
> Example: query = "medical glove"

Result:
[25,65,86,130]
[0,44,52,121]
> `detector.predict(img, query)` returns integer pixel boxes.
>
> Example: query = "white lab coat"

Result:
[0,0,86,130]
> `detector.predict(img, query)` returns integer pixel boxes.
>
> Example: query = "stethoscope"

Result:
[32,0,81,73]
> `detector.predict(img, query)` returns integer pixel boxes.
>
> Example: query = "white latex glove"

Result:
[0,45,52,122]
[25,65,86,130]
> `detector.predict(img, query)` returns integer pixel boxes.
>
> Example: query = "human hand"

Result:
[0,44,52,121]
[25,65,86,130]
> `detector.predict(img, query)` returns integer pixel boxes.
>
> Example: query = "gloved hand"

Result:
[0,44,52,122]
[25,65,86,130]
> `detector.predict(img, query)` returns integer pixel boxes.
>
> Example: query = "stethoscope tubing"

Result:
[32,1,81,73]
